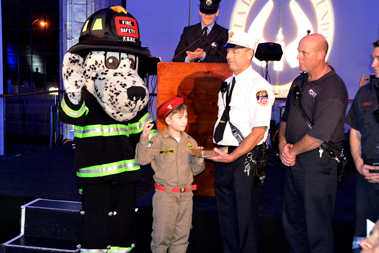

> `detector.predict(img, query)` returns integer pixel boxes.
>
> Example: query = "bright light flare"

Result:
[49,87,58,96]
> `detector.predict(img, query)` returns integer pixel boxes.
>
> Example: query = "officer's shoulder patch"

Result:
[147,141,153,148]
[186,141,193,149]
[256,90,269,106]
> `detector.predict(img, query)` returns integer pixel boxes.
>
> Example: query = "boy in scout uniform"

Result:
[135,97,205,253]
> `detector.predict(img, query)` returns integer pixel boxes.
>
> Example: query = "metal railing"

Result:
[1,90,64,157]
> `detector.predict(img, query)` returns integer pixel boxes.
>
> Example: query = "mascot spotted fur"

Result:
[59,6,158,252]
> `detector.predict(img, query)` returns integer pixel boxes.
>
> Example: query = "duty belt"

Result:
[216,144,264,153]
[364,161,379,166]
[155,183,197,193]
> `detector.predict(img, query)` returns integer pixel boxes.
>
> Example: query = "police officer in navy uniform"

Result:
[172,0,228,63]
[207,30,275,253]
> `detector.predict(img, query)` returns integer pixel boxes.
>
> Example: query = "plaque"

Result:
[191,147,228,158]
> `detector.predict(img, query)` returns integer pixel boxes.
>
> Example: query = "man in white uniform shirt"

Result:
[207,30,275,253]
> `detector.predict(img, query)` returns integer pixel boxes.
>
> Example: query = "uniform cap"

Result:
[158,97,184,119]
[224,30,260,50]
[199,0,221,14]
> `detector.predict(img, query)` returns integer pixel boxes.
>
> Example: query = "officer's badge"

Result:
[256,90,269,106]
[186,141,193,149]
[206,0,212,6]
[147,141,153,148]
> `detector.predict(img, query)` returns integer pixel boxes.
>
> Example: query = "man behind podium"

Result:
[207,30,275,252]
[172,0,228,63]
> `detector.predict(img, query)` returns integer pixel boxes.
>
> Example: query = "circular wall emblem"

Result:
[230,0,335,97]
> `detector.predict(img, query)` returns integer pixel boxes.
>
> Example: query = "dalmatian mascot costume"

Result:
[59,6,158,252]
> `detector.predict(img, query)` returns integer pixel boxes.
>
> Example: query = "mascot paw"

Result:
[62,52,85,105]
[62,52,85,93]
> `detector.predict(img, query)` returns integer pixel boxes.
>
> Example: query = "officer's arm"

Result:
[278,121,287,152]
[350,128,379,183]
[173,28,189,62]
[289,134,323,157]
[350,128,363,170]
[278,121,295,166]
[208,126,266,163]
[349,127,375,179]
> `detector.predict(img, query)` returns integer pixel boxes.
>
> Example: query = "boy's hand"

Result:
[142,121,154,138]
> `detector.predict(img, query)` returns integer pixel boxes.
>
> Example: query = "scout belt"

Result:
[155,183,197,193]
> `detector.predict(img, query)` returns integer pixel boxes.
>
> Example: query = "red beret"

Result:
[158,97,184,119]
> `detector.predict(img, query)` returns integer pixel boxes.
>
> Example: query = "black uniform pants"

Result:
[214,149,261,253]
[354,173,379,238]
[282,148,337,253]
[79,181,136,249]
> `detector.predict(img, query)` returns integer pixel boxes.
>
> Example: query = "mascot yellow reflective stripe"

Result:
[128,112,153,134]
[138,113,159,140]
[74,124,130,138]
[77,159,139,178]
[61,97,88,118]
[149,129,160,140]
[74,112,154,138]
[79,246,133,252]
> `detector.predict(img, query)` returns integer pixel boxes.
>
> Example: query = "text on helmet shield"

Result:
[115,17,139,38]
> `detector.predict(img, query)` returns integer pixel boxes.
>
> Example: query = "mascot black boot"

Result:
[59,6,158,252]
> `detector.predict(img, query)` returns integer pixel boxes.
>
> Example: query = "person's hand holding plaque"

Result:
[191,146,228,158]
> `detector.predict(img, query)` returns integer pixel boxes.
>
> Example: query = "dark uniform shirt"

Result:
[346,81,379,163]
[281,67,348,145]
[172,22,228,63]
[59,88,154,187]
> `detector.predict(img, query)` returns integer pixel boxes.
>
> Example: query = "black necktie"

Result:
[202,26,208,38]
[201,26,208,43]
[214,77,236,143]
[194,27,208,62]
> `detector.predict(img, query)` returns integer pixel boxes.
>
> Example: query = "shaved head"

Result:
[300,33,329,57]
[296,33,331,79]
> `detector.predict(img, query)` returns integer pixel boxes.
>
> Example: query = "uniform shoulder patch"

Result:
[256,90,269,106]
[147,141,153,148]
[186,141,193,149]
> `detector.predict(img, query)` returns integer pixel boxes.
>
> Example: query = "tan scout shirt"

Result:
[136,127,204,188]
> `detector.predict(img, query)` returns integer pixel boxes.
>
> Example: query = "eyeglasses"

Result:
[200,7,218,15]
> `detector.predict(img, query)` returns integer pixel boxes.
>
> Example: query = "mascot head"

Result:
[65,6,151,121]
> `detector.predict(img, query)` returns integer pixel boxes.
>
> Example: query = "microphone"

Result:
[220,81,228,94]
[293,85,302,99]
[171,37,202,62]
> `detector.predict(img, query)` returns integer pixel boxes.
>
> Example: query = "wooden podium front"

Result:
[157,62,232,196]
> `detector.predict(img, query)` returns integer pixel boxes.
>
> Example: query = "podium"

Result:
[157,62,232,196]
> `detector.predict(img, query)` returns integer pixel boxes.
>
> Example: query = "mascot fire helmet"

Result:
[68,6,150,58]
